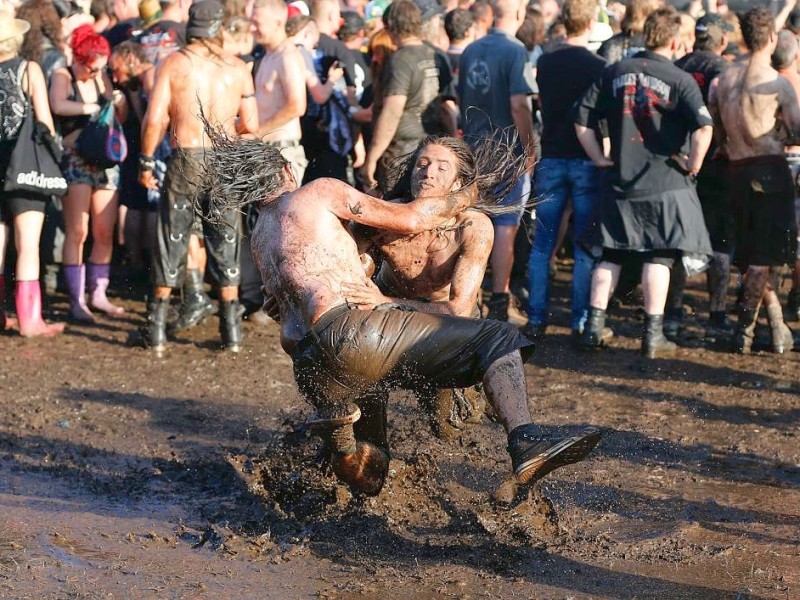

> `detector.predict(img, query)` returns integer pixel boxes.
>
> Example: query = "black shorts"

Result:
[696,158,735,254]
[152,149,241,288]
[290,303,534,413]
[602,248,678,269]
[729,155,798,267]
[1,191,47,222]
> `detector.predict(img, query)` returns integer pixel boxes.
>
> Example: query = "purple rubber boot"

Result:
[88,263,125,316]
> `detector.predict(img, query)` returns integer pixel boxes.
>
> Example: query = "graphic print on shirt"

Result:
[465,58,491,95]
[613,72,672,143]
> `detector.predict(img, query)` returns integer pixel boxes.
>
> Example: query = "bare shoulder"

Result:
[458,210,494,250]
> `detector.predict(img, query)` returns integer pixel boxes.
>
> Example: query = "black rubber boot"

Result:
[169,269,217,333]
[142,297,170,354]
[641,313,677,359]
[579,307,611,350]
[733,308,758,354]
[219,299,243,352]
[766,304,794,354]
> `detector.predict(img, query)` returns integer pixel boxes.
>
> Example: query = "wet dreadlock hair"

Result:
[195,113,289,223]
[382,134,532,216]
[197,119,530,222]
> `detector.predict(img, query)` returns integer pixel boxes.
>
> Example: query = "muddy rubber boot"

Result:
[15,281,65,337]
[733,308,758,354]
[579,307,612,350]
[663,306,684,341]
[142,297,169,354]
[485,293,527,326]
[766,304,794,354]
[63,264,95,323]
[87,263,125,316]
[168,268,216,332]
[641,314,677,359]
[219,299,243,352]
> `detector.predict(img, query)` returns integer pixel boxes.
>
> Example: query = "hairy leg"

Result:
[482,351,531,434]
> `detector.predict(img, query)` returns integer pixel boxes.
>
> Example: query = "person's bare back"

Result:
[141,42,257,154]
[712,57,800,159]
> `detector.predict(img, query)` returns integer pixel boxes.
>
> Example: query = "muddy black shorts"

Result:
[152,149,241,288]
[290,303,534,413]
[729,155,798,267]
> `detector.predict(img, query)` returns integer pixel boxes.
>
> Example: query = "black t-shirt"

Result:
[598,32,646,65]
[674,50,727,104]
[348,47,371,101]
[380,43,441,142]
[575,51,713,197]
[537,43,606,159]
[317,33,356,88]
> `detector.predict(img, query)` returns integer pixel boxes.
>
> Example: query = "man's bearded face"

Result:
[410,144,461,199]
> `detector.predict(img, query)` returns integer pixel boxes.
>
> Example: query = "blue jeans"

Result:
[527,158,604,331]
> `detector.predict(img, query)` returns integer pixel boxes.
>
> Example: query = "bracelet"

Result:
[139,155,156,172]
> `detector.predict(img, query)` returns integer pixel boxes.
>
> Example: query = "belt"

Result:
[265,139,301,149]
[311,303,354,333]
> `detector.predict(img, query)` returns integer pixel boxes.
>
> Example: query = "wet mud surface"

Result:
[0,268,798,599]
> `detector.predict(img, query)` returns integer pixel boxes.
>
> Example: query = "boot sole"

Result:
[515,427,602,485]
[307,404,362,429]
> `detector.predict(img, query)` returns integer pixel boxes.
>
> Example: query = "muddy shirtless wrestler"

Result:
[202,130,601,498]
[709,6,799,353]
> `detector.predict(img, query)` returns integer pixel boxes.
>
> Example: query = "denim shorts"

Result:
[62,150,119,190]
[490,173,530,227]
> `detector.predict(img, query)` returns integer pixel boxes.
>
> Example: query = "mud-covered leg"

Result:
[353,388,389,453]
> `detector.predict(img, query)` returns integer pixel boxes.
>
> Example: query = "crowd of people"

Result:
[0,0,798,364]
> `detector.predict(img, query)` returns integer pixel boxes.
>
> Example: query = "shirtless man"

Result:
[251,0,308,181]
[139,0,258,353]
[206,132,601,497]
[709,7,799,354]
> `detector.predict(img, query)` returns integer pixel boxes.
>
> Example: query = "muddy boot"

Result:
[219,299,243,352]
[309,404,389,496]
[733,308,758,354]
[788,288,800,322]
[641,314,677,359]
[64,264,94,323]
[485,292,528,326]
[142,297,170,354]
[169,268,216,332]
[15,281,65,337]
[87,263,125,316]
[508,424,602,485]
[579,307,613,350]
[766,304,794,354]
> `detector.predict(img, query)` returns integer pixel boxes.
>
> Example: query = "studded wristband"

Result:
[139,155,156,172]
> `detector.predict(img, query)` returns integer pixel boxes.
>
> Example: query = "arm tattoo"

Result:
[349,202,363,216]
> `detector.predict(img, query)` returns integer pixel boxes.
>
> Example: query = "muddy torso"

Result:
[251,179,378,353]
[717,62,789,160]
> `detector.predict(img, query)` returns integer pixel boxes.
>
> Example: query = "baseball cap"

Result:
[340,11,365,37]
[365,0,390,21]
[187,0,224,39]
[695,13,734,35]
[412,0,444,21]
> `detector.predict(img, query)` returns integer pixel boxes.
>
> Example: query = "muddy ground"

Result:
[0,267,798,600]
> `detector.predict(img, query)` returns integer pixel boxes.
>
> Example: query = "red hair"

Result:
[70,24,110,65]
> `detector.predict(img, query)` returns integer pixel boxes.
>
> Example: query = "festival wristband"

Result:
[139,155,156,172]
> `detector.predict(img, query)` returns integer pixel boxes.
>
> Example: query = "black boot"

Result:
[766,304,794,354]
[219,299,243,352]
[142,297,170,354]
[579,307,612,350]
[641,314,677,359]
[733,307,758,354]
[168,269,216,333]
